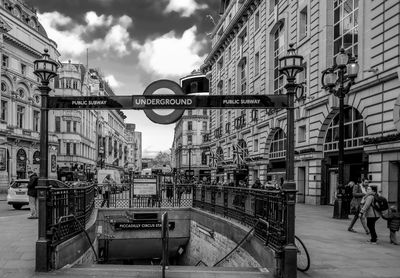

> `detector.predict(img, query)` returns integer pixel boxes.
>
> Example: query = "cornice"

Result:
[201,0,262,73]
[3,33,41,58]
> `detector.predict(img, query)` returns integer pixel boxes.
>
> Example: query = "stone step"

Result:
[42,264,271,277]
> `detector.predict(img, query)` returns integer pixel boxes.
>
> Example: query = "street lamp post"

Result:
[33,49,58,272]
[188,145,192,179]
[322,48,359,219]
[279,43,304,278]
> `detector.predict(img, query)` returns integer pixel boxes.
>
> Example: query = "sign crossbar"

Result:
[48,95,288,110]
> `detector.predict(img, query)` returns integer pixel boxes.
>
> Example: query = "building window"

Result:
[73,121,77,132]
[254,52,260,76]
[269,129,286,159]
[2,55,9,68]
[187,135,192,144]
[66,79,72,89]
[188,121,192,131]
[254,11,260,31]
[239,60,247,94]
[18,88,24,98]
[298,62,308,97]
[228,46,232,60]
[21,63,26,75]
[73,143,77,155]
[55,116,61,132]
[17,105,25,128]
[66,121,71,132]
[299,7,308,40]
[33,111,40,132]
[58,139,61,154]
[254,138,259,152]
[203,109,207,115]
[1,82,7,93]
[1,101,8,121]
[298,125,307,142]
[73,81,78,89]
[202,121,207,131]
[217,57,224,73]
[334,0,359,58]
[217,80,223,95]
[324,107,366,152]
[273,24,284,95]
[66,143,71,155]
[188,110,192,116]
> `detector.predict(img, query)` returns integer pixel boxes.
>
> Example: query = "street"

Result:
[0,195,30,218]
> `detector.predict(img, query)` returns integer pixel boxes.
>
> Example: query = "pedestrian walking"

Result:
[382,206,400,245]
[348,179,369,234]
[360,185,381,244]
[27,170,39,219]
[100,174,112,208]
[344,181,354,216]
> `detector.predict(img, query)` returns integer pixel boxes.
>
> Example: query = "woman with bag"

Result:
[348,179,370,234]
[359,185,381,244]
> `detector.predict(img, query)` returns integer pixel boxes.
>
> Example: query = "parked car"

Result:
[7,179,29,210]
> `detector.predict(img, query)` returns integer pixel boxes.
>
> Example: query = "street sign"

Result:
[46,79,288,124]
[48,95,288,110]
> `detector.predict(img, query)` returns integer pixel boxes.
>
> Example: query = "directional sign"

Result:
[48,95,288,110]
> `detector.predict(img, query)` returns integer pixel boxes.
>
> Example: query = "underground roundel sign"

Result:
[143,79,185,124]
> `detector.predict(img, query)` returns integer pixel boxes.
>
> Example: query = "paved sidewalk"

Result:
[0,202,399,277]
[296,204,400,278]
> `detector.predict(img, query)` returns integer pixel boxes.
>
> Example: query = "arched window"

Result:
[269,129,286,159]
[1,81,7,93]
[324,107,366,152]
[273,24,284,95]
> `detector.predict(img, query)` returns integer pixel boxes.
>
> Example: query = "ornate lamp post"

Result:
[322,48,359,219]
[188,143,192,179]
[33,49,58,272]
[279,43,304,278]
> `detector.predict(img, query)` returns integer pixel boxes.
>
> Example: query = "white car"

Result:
[7,179,29,210]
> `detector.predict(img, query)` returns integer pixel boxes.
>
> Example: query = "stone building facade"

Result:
[0,0,59,190]
[202,0,400,207]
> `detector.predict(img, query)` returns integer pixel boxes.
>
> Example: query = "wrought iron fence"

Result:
[44,185,95,246]
[192,185,286,252]
[94,183,193,208]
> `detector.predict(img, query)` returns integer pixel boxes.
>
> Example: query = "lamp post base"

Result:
[333,197,349,219]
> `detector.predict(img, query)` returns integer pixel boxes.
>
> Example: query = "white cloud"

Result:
[165,0,207,17]
[104,75,122,88]
[38,11,133,59]
[135,26,206,77]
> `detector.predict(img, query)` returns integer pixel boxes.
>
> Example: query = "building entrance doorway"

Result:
[297,167,306,203]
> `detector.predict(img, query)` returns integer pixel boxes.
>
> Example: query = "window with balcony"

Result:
[1,101,8,122]
[187,134,192,144]
[269,129,286,159]
[17,105,25,128]
[55,116,61,132]
[33,111,40,132]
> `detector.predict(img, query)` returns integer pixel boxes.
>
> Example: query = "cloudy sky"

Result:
[28,0,220,157]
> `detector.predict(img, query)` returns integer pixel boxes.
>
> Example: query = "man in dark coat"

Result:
[27,170,39,219]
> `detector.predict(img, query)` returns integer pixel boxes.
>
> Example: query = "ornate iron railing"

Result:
[45,185,95,246]
[94,183,193,208]
[192,185,286,251]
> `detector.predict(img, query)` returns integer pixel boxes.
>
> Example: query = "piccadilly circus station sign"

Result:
[48,79,288,124]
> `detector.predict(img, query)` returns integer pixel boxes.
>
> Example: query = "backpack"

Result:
[372,195,389,212]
